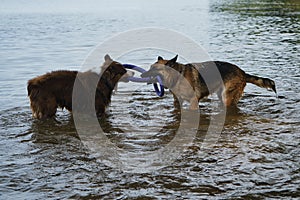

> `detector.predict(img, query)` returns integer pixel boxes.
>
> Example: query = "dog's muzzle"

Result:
[120,70,135,82]
[141,72,158,84]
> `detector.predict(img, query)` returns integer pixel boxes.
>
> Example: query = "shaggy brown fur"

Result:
[141,55,276,110]
[27,55,133,119]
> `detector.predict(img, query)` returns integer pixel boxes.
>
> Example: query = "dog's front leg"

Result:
[172,93,182,109]
[189,97,199,110]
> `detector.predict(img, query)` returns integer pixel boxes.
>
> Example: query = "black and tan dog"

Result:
[141,55,276,110]
[27,55,133,119]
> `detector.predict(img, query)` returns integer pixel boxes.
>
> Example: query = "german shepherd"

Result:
[27,55,134,119]
[141,55,276,110]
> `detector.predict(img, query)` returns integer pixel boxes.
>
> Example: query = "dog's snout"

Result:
[128,70,135,77]
[141,71,148,78]
[119,70,135,82]
[141,70,154,78]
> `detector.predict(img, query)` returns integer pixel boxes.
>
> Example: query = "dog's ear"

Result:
[171,55,178,62]
[166,55,178,65]
[158,56,163,61]
[104,54,113,62]
[100,54,114,72]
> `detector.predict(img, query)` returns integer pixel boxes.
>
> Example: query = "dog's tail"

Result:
[245,73,276,94]
[27,81,40,100]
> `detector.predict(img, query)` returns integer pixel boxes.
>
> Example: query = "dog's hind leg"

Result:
[45,96,58,118]
[222,80,246,107]
[32,95,57,119]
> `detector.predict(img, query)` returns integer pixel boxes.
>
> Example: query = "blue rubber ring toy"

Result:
[123,64,164,97]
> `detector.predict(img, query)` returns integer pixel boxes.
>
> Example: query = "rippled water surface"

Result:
[1,0,299,199]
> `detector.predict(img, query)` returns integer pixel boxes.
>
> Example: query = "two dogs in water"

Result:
[27,55,276,119]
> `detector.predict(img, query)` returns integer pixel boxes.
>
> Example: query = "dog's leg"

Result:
[173,95,182,109]
[189,96,199,110]
[217,89,223,103]
[113,83,118,94]
[32,95,57,119]
[223,80,246,107]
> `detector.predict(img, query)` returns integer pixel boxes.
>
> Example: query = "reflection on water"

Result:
[211,0,300,16]
[0,0,299,199]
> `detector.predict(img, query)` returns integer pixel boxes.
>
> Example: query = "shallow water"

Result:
[1,0,300,199]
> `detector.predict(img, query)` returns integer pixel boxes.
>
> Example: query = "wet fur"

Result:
[27,55,131,119]
[142,55,276,110]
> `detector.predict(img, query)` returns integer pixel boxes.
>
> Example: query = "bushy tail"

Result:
[245,73,276,94]
[27,81,39,99]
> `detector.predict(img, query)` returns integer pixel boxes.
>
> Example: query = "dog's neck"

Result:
[170,62,184,74]
[162,62,185,89]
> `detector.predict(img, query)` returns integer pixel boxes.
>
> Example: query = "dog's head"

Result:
[141,55,179,87]
[141,55,178,78]
[100,54,134,83]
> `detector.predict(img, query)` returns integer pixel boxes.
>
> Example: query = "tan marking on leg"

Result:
[223,78,246,107]
[189,96,199,110]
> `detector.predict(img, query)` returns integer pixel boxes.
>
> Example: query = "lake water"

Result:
[0,0,299,199]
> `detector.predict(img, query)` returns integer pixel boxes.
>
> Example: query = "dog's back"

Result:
[28,70,78,97]
[193,61,276,106]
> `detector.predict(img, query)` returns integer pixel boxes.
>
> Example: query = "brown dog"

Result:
[27,55,133,119]
[141,55,276,110]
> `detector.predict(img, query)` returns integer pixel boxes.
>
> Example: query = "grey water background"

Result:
[0,0,299,199]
